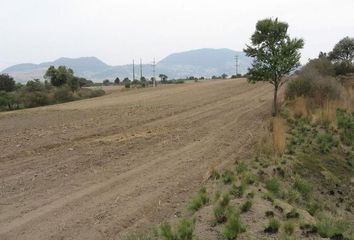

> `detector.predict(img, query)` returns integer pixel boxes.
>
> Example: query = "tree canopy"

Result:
[329,36,354,63]
[244,18,304,115]
[44,66,74,87]
[0,74,16,92]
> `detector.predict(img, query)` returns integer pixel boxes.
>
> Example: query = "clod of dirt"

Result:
[286,209,299,219]
[274,205,283,213]
[265,211,274,217]
[264,226,278,234]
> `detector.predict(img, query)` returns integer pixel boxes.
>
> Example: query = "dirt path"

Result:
[0,79,272,240]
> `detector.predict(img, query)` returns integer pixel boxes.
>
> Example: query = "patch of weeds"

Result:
[285,189,301,204]
[240,200,252,213]
[246,191,255,199]
[265,177,280,196]
[209,169,220,180]
[293,175,312,200]
[187,187,209,212]
[336,108,354,146]
[213,191,221,203]
[283,221,294,235]
[241,173,256,185]
[264,218,280,234]
[316,213,351,239]
[159,218,196,240]
[316,132,338,154]
[285,209,299,219]
[235,162,248,174]
[306,201,322,216]
[262,192,275,204]
[223,212,245,240]
[222,170,235,184]
[229,183,245,198]
[213,194,231,224]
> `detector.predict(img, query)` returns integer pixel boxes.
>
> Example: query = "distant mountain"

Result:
[1,49,252,82]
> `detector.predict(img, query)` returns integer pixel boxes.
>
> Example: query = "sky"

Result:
[1,0,354,70]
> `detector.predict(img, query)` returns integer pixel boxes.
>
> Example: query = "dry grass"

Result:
[272,117,286,156]
[291,97,309,118]
[311,100,337,129]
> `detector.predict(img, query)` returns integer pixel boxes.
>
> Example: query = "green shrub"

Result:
[240,200,252,213]
[222,170,235,184]
[316,214,351,238]
[125,82,131,88]
[78,88,105,98]
[159,218,196,240]
[22,91,50,108]
[187,187,209,212]
[306,201,322,216]
[265,178,280,196]
[54,86,74,103]
[223,212,244,240]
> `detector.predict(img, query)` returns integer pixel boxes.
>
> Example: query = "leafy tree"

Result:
[68,77,80,92]
[114,77,120,85]
[26,79,45,92]
[102,79,111,86]
[77,77,93,87]
[0,91,15,109]
[122,77,130,84]
[0,74,16,92]
[221,73,228,79]
[244,18,304,115]
[44,65,74,87]
[159,74,168,83]
[329,37,354,62]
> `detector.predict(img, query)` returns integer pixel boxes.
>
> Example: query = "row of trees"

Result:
[0,66,104,111]
[244,18,354,115]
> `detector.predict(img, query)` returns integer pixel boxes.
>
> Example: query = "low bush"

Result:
[336,109,354,146]
[293,176,312,200]
[284,221,294,235]
[229,183,245,198]
[53,86,75,103]
[213,194,230,223]
[264,218,280,234]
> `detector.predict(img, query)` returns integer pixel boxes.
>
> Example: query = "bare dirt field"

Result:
[0,79,272,240]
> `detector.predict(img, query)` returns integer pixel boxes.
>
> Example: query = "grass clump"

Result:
[265,177,280,196]
[222,170,235,184]
[229,183,245,198]
[283,221,294,235]
[213,194,231,224]
[187,187,209,212]
[235,162,248,174]
[316,213,352,239]
[316,132,338,153]
[264,218,280,234]
[293,176,312,199]
[223,212,245,240]
[159,218,196,240]
[240,200,252,213]
[336,108,354,146]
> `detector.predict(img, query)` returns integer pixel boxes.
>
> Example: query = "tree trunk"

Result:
[273,85,278,116]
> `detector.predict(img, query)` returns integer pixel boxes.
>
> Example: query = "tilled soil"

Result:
[0,79,272,240]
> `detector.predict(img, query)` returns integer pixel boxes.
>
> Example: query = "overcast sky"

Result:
[1,0,354,70]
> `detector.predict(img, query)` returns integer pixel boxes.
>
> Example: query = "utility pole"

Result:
[140,58,143,80]
[152,58,156,87]
[133,60,135,80]
[234,55,239,76]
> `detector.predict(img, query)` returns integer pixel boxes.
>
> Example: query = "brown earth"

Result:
[0,79,272,240]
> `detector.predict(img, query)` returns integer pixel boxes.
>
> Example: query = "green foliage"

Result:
[222,170,235,184]
[336,109,354,146]
[159,219,196,240]
[266,218,280,233]
[213,194,230,223]
[316,132,338,154]
[265,177,280,196]
[244,18,304,114]
[223,212,244,240]
[26,79,45,92]
[44,65,74,87]
[293,176,312,200]
[229,183,245,198]
[0,91,15,109]
[329,36,354,63]
[68,77,80,92]
[53,86,74,102]
[0,74,16,92]
[187,187,209,212]
[316,214,352,238]
[283,222,294,235]
[306,201,322,216]
[235,162,248,174]
[240,200,252,213]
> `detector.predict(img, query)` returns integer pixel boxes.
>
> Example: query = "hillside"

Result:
[1,49,251,82]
